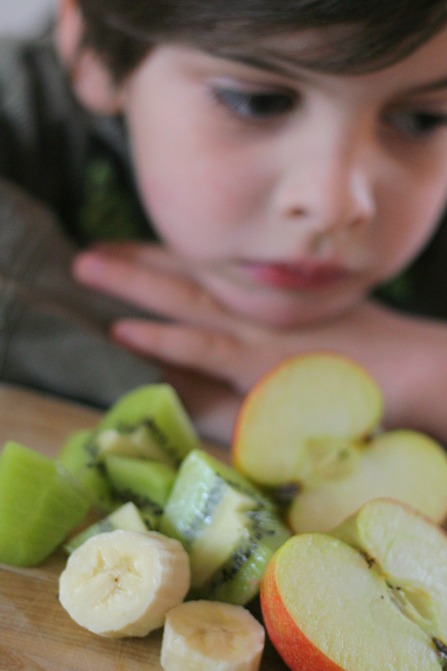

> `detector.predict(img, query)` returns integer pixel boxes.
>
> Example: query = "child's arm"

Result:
[73,241,447,446]
[0,180,164,407]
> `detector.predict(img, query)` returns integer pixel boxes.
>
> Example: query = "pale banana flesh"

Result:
[160,600,265,671]
[59,529,190,637]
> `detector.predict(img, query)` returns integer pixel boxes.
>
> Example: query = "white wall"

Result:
[0,0,56,36]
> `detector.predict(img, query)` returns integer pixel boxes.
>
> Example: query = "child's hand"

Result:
[73,242,447,445]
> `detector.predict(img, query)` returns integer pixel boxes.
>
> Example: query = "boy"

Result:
[1,0,447,444]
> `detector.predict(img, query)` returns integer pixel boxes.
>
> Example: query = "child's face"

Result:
[119,26,447,328]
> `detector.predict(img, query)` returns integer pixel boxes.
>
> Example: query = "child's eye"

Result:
[211,88,295,120]
[386,110,447,139]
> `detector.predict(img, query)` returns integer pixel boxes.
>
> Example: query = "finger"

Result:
[74,247,239,332]
[82,242,185,274]
[111,319,257,392]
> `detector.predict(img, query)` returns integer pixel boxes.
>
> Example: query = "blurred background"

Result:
[0,0,56,36]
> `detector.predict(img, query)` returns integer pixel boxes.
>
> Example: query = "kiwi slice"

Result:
[92,384,200,466]
[160,449,290,605]
[65,501,148,554]
[103,454,176,529]
[193,505,290,605]
[58,429,116,512]
[0,441,90,566]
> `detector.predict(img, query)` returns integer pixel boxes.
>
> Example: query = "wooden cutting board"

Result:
[0,384,288,671]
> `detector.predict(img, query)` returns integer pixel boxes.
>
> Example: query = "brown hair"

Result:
[77,0,447,82]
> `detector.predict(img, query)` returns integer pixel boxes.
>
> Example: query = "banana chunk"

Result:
[59,529,190,637]
[160,600,265,671]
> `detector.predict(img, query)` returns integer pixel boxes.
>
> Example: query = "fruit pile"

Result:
[0,382,285,670]
[234,352,447,531]
[261,498,447,671]
[1,353,447,671]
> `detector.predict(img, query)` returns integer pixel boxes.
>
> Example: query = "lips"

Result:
[238,261,350,290]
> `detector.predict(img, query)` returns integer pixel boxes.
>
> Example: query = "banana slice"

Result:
[59,529,190,638]
[160,600,265,671]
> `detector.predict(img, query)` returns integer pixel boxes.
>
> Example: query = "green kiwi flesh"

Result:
[92,384,200,466]
[103,454,176,528]
[160,449,290,605]
[0,441,90,566]
[58,429,116,511]
[65,501,148,553]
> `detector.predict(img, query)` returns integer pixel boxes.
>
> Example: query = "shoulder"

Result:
[0,29,79,135]
[0,29,92,229]
[0,32,50,119]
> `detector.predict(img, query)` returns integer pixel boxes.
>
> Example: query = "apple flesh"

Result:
[232,352,447,532]
[233,352,383,487]
[261,498,447,671]
[287,429,447,532]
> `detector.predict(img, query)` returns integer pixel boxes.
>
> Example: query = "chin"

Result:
[197,271,364,328]
[223,291,353,329]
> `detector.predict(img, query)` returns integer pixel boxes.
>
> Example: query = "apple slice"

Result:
[232,352,447,532]
[260,498,447,671]
[233,352,383,487]
[287,429,447,532]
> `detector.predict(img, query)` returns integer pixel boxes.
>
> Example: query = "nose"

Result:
[274,120,377,238]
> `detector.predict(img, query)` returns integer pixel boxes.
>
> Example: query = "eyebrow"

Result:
[207,49,306,80]
[408,77,447,94]
[229,55,299,78]
[207,48,447,94]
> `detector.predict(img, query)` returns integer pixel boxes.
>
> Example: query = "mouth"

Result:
[237,260,351,291]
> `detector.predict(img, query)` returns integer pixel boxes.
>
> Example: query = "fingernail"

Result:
[73,251,105,281]
[111,321,144,349]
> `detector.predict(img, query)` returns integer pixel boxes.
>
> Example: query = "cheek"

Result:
[131,132,263,256]
[377,179,447,276]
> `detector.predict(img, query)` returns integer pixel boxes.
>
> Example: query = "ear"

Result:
[56,0,124,114]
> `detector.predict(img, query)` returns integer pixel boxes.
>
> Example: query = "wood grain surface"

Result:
[0,385,288,671]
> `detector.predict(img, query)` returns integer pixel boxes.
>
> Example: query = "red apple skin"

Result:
[260,555,344,671]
